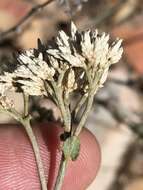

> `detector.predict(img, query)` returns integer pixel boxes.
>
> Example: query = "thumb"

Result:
[0,123,100,190]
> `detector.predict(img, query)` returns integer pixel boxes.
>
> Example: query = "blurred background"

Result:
[0,0,143,190]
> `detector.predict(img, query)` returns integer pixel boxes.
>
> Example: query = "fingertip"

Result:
[0,123,101,190]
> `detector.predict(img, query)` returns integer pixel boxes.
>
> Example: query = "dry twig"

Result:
[0,0,54,42]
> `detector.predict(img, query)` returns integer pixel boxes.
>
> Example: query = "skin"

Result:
[0,123,101,190]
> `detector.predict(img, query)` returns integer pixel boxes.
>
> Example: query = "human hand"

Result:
[0,123,100,190]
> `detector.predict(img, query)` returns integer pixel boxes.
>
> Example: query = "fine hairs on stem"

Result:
[0,21,123,190]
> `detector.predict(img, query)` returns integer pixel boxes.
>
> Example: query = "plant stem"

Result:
[23,93,29,117]
[54,154,68,190]
[74,91,95,137]
[74,94,88,117]
[22,93,47,189]
[52,80,71,132]
[74,70,103,137]
[0,108,47,190]
[22,118,47,190]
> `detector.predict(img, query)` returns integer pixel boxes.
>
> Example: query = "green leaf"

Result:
[62,136,80,161]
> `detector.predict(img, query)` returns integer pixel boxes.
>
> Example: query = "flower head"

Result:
[0,22,123,100]
[12,50,55,96]
[18,50,55,81]
[47,22,123,88]
[47,22,123,66]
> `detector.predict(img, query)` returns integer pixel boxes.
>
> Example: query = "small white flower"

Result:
[18,51,55,81]
[66,68,77,93]
[48,56,59,69]
[47,22,123,88]
[13,50,56,96]
[100,67,109,87]
[107,39,123,64]
[0,96,14,110]
[47,22,123,69]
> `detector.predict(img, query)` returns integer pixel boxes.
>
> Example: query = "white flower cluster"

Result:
[0,50,55,97]
[47,23,123,68]
[16,50,55,95]
[47,22,123,87]
[0,22,123,103]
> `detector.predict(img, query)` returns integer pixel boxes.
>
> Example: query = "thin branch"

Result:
[0,107,23,123]
[23,93,29,117]
[73,94,87,118]
[74,69,103,136]
[52,79,71,132]
[74,90,94,137]
[21,118,48,190]
[54,153,68,190]
[0,0,54,42]
[49,69,72,132]
[0,108,47,190]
